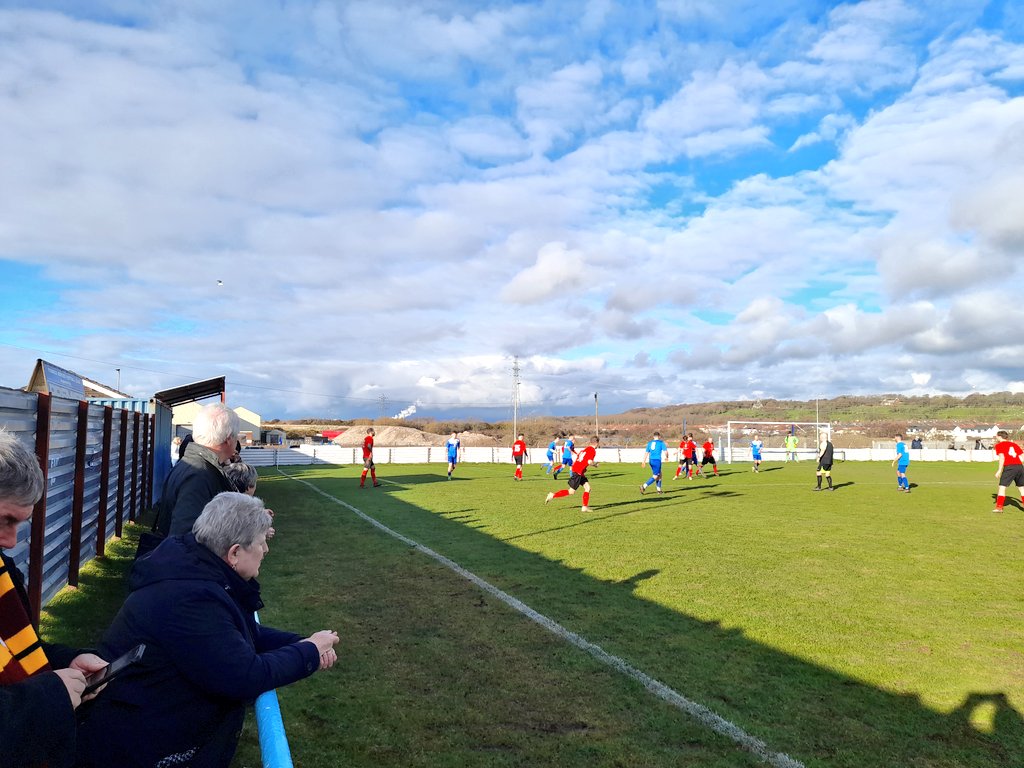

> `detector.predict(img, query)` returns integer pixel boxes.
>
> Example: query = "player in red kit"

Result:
[992,430,1024,512]
[545,436,599,512]
[701,437,718,476]
[672,436,685,479]
[360,427,381,488]
[685,434,702,478]
[512,433,528,480]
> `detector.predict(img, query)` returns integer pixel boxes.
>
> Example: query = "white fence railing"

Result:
[239,446,999,467]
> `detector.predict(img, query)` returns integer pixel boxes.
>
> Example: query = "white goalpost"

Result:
[724,420,832,464]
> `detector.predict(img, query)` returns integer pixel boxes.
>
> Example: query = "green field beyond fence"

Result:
[43,460,1023,767]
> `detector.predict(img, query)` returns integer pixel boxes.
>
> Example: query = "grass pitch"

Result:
[41,459,1023,767]
[237,459,1022,768]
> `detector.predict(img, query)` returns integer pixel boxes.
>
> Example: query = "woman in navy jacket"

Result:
[76,492,339,768]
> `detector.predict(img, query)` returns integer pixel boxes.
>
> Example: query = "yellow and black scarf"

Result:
[0,558,50,684]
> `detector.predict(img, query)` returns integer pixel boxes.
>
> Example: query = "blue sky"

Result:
[1,0,1023,420]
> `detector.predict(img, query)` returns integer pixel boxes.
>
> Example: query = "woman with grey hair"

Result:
[76,492,339,768]
[223,461,258,495]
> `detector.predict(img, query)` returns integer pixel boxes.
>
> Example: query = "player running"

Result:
[992,430,1024,513]
[700,436,718,477]
[544,435,559,474]
[686,434,702,478]
[672,435,688,480]
[446,431,462,480]
[545,436,599,512]
[552,435,575,479]
[892,434,911,492]
[512,433,528,480]
[640,432,668,494]
[360,427,381,488]
[750,434,763,472]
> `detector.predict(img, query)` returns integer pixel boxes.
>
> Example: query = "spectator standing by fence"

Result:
[76,493,339,768]
[0,429,109,768]
[154,404,239,537]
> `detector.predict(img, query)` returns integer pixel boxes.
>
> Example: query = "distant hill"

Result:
[271,392,1024,448]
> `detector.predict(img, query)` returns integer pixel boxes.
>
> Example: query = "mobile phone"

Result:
[83,643,145,694]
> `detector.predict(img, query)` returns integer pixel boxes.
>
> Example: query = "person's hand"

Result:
[305,629,339,655]
[318,647,338,670]
[54,668,88,709]
[69,653,108,675]
[304,630,339,670]
[995,471,1001,479]
[69,653,109,699]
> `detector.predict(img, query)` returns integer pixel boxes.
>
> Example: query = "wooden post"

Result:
[129,411,140,523]
[140,414,151,512]
[96,407,113,557]
[115,410,128,538]
[68,400,89,587]
[28,393,52,623]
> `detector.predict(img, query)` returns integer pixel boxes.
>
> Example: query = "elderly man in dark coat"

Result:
[154,403,239,537]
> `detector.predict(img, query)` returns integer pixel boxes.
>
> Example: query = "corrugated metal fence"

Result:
[1,385,157,622]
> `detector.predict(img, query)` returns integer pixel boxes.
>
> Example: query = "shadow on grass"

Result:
[270,467,1022,768]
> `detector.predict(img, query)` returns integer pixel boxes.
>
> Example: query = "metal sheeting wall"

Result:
[0,387,37,575]
[0,386,155,615]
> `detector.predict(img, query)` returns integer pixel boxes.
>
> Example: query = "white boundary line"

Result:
[279,469,805,768]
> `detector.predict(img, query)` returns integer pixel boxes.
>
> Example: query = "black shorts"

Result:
[701,455,716,466]
[514,455,524,466]
[817,462,833,472]
[999,464,1024,487]
[363,458,374,470]
[567,472,587,491]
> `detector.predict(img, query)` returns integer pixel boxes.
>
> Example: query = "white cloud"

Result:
[500,242,586,304]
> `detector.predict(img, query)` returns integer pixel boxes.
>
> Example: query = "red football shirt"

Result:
[702,441,714,457]
[512,440,527,456]
[362,435,374,460]
[686,440,697,458]
[571,445,597,475]
[995,440,1023,466]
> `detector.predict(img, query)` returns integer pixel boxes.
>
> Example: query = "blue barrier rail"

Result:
[254,612,294,768]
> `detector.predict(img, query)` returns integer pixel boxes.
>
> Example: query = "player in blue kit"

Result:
[552,435,575,479]
[892,433,910,492]
[544,436,559,474]
[750,434,764,472]
[640,432,668,494]
[446,431,462,480]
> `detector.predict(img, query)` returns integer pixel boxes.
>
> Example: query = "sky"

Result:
[1,0,1023,421]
